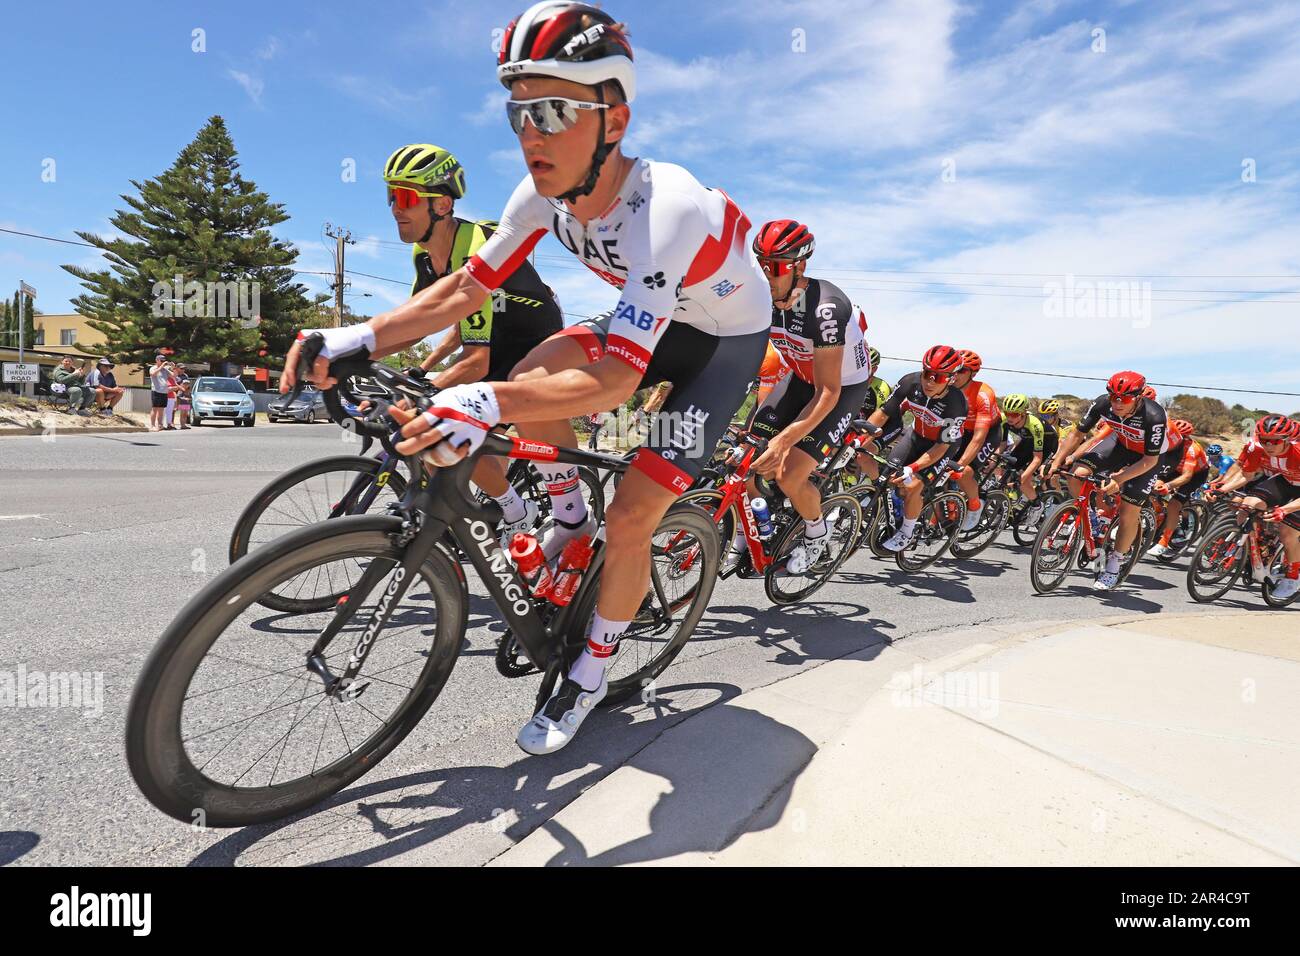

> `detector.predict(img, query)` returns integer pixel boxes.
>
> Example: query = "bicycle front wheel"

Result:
[126,516,466,828]
[1186,520,1247,603]
[1029,503,1081,594]
[229,455,408,613]
[898,492,965,572]
[763,493,863,605]
[950,490,1010,559]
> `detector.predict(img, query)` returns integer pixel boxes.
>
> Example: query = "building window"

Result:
[34,329,44,346]
[61,329,77,346]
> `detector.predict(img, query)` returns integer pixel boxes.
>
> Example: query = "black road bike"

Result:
[125,345,720,827]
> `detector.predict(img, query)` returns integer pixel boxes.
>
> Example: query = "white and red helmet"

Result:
[498,2,636,103]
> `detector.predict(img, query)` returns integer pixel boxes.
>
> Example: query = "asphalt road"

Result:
[0,422,1251,867]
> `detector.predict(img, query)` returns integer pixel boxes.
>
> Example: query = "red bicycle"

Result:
[672,430,863,604]
[1186,495,1299,608]
[1029,470,1154,593]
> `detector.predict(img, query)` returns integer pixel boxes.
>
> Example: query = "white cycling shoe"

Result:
[1093,551,1124,591]
[1270,576,1300,601]
[516,673,607,755]
[960,506,982,532]
[1023,504,1044,527]
[882,527,916,552]
[497,498,540,549]
[1147,542,1172,560]
[786,533,830,574]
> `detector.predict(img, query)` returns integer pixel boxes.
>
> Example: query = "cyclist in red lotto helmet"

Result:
[862,345,970,552]
[1050,370,1168,590]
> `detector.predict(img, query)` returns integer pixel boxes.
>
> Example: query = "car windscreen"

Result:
[195,378,246,393]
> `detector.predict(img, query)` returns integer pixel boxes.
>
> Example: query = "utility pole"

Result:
[324,223,354,327]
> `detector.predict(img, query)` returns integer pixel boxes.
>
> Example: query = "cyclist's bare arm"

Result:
[1053,427,1087,471]
[432,344,490,389]
[421,326,463,371]
[284,269,488,390]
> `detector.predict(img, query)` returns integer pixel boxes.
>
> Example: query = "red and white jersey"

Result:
[466,159,770,375]
[1239,440,1300,485]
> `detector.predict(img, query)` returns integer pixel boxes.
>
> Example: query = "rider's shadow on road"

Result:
[698,598,895,667]
[837,566,977,605]
[185,680,753,867]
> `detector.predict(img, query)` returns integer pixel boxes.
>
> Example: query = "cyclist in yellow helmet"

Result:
[385,143,563,544]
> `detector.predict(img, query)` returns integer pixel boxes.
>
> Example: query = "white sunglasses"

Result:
[507,96,609,136]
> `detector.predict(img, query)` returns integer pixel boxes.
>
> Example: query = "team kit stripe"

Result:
[631,447,693,494]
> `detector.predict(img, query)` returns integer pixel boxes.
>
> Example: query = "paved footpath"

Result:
[492,613,1300,866]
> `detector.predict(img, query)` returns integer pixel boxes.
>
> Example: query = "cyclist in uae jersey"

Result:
[1148,419,1209,558]
[283,3,770,756]
[949,350,1001,533]
[1214,415,1300,599]
[865,345,968,552]
[382,143,563,546]
[1051,370,1167,590]
[745,220,872,573]
[997,394,1049,525]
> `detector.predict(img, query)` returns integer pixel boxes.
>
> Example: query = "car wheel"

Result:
[307,409,315,424]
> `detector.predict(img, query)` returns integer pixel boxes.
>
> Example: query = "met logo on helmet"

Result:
[562,24,607,56]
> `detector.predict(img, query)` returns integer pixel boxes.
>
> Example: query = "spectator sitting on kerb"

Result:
[51,356,97,416]
[87,358,125,417]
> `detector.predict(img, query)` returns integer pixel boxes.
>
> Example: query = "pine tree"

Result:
[0,292,38,350]
[62,116,324,370]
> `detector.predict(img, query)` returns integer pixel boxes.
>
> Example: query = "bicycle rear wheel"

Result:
[563,502,721,708]
[1186,520,1247,603]
[950,491,1010,559]
[126,516,466,827]
[1012,490,1066,546]
[1261,537,1299,608]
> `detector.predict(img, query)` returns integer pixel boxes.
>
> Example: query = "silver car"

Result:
[189,376,256,427]
[267,387,327,423]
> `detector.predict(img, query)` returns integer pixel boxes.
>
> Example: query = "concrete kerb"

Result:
[0,425,149,437]
[489,610,1275,866]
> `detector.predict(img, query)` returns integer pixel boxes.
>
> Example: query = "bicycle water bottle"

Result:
[890,489,904,519]
[750,497,774,539]
[1089,509,1104,541]
[549,535,594,607]
[510,533,554,599]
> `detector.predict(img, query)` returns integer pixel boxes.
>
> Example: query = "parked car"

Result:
[267,387,327,423]
[189,376,255,427]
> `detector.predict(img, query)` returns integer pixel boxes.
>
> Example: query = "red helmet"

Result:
[1256,414,1294,443]
[922,345,964,378]
[1141,385,1158,400]
[754,219,814,258]
[1107,371,1146,399]
[498,2,635,101]
[1170,419,1194,439]
[958,349,982,375]
[1289,419,1300,440]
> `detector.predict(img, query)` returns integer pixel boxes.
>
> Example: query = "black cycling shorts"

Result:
[481,338,553,384]
[955,421,1003,471]
[554,315,768,494]
[1243,475,1300,530]
[1075,432,1159,505]
[886,428,950,473]
[751,376,870,462]
[1170,467,1209,503]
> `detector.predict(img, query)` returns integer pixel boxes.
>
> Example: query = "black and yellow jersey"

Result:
[861,376,892,417]
[412,218,562,355]
[1002,411,1058,459]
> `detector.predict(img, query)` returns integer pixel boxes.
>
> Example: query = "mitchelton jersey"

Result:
[465,159,770,376]
[769,278,871,386]
[1078,394,1169,456]
[882,371,968,444]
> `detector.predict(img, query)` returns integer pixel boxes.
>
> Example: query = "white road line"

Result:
[0,514,50,521]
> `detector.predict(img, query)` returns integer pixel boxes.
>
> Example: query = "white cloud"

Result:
[228,69,264,106]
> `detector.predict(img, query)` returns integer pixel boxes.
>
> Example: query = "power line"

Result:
[881,355,1300,398]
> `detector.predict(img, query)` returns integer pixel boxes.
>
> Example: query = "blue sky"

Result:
[2,0,1298,408]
